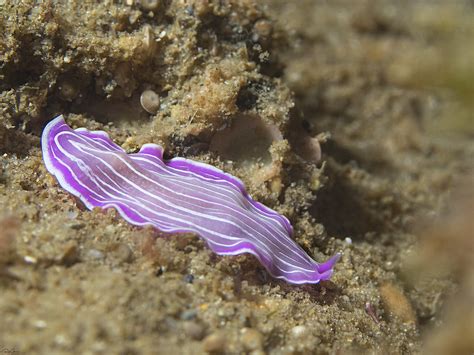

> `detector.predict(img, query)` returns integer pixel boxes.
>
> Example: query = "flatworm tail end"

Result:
[317,252,342,281]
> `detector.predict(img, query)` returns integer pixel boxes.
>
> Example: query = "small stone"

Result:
[113,243,133,263]
[32,319,47,329]
[58,80,79,102]
[184,274,194,283]
[240,328,263,351]
[140,89,161,114]
[269,177,282,196]
[155,266,164,276]
[140,0,160,11]
[192,0,211,17]
[180,309,198,320]
[86,249,105,260]
[185,6,194,16]
[24,255,37,264]
[59,242,79,266]
[141,25,156,57]
[249,351,265,355]
[290,325,308,339]
[183,321,205,340]
[202,331,226,353]
[54,333,70,346]
[299,135,322,163]
[253,19,273,38]
[69,222,85,230]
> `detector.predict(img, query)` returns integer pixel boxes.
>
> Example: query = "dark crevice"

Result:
[311,159,393,240]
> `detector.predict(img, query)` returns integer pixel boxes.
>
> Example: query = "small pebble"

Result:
[249,351,265,355]
[59,243,79,266]
[253,19,273,38]
[32,319,47,329]
[202,331,226,353]
[193,0,211,17]
[54,333,70,347]
[269,177,282,195]
[140,0,160,11]
[69,222,85,230]
[24,255,37,264]
[290,325,308,339]
[142,25,156,56]
[113,243,133,263]
[140,89,161,114]
[240,328,263,351]
[184,274,194,283]
[155,266,164,276]
[86,249,105,260]
[180,309,198,321]
[183,321,205,340]
[185,6,194,16]
[58,80,79,102]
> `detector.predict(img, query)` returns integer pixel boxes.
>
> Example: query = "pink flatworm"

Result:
[42,115,340,284]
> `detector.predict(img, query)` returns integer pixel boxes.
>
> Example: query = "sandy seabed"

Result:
[0,1,473,354]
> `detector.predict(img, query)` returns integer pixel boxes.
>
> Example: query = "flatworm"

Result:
[42,115,340,284]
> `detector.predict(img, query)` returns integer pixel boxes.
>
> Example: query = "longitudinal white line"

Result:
[79,149,312,274]
[71,133,313,271]
[50,125,319,276]
[51,138,291,269]
[92,164,313,274]
[130,155,294,241]
[56,134,316,274]
[70,142,315,272]
[87,134,291,232]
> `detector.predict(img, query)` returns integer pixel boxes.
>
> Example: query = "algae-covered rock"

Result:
[0,0,305,201]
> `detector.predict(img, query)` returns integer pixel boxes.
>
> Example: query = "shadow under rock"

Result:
[0,126,39,157]
[322,137,397,177]
[311,157,393,241]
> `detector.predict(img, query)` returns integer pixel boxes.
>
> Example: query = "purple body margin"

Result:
[42,115,340,284]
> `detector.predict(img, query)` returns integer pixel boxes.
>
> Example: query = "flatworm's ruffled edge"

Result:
[43,115,83,204]
[42,115,340,285]
[42,116,125,212]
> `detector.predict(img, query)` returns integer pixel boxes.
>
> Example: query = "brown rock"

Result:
[240,327,263,351]
[380,283,417,325]
[202,330,227,353]
[183,321,205,340]
[0,216,19,265]
[59,242,79,266]
[112,243,133,264]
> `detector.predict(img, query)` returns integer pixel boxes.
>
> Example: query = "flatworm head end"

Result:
[42,115,66,177]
